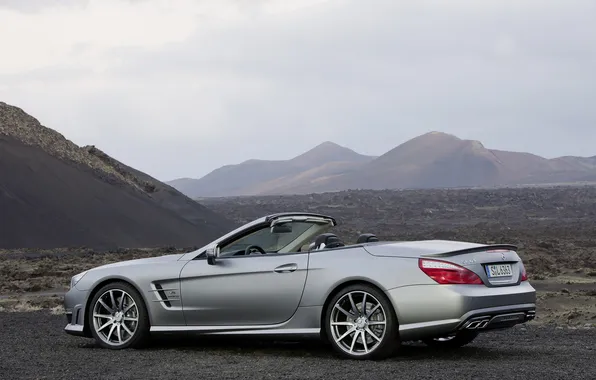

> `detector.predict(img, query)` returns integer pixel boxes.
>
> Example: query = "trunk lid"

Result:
[363,240,525,287]
[362,240,491,258]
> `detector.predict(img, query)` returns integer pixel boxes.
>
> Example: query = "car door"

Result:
[179,252,309,326]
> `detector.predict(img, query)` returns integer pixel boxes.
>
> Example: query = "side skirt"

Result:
[150,325,320,337]
[150,305,323,337]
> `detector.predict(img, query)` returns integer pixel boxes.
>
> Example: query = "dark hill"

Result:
[0,102,235,249]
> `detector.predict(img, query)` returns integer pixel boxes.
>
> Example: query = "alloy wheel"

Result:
[329,290,387,356]
[92,289,139,346]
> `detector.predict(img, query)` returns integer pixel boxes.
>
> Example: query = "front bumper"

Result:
[63,286,90,337]
[386,281,536,340]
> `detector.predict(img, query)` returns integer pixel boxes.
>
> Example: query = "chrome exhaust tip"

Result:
[464,318,490,330]
[466,321,479,329]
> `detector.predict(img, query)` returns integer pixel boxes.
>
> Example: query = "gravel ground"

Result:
[1,311,594,380]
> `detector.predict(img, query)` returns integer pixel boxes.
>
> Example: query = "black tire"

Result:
[324,284,400,360]
[421,330,479,348]
[87,281,150,349]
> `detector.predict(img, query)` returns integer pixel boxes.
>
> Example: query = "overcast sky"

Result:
[1,0,594,181]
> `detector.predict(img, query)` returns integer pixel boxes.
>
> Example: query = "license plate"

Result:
[486,264,513,278]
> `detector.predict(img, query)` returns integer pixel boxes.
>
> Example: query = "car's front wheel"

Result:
[421,330,479,348]
[324,284,400,360]
[88,281,150,349]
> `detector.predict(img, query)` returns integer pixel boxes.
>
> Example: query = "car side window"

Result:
[219,221,320,256]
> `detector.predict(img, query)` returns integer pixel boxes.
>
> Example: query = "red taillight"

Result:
[418,258,483,285]
[520,263,528,281]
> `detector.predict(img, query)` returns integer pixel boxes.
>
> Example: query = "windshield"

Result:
[219,220,332,255]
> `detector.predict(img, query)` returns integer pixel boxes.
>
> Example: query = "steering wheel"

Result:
[244,245,266,255]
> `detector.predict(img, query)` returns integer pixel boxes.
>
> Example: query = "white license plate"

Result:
[486,264,513,278]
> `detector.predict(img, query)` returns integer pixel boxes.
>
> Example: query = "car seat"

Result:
[356,233,379,243]
[312,233,345,250]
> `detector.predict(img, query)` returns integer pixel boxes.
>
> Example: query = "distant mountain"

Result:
[169,131,596,197]
[0,102,235,249]
[551,155,596,170]
[318,132,596,192]
[324,132,504,191]
[169,141,376,197]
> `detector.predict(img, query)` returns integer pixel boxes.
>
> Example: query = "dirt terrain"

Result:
[1,311,594,379]
[1,186,595,325]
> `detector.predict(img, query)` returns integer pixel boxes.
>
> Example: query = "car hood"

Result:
[91,253,185,271]
[363,240,486,258]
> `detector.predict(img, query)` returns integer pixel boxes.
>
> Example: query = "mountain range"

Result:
[168,131,596,197]
[0,102,235,249]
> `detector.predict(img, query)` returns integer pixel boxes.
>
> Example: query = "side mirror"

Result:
[206,245,219,265]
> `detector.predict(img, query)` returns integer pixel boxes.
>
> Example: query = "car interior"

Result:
[218,218,381,257]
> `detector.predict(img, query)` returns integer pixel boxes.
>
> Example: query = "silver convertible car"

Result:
[64,212,536,360]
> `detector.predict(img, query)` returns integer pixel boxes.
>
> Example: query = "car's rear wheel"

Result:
[324,284,400,360]
[88,282,150,349]
[421,330,479,348]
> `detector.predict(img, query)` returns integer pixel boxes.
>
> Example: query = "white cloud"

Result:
[0,1,182,73]
[0,0,332,74]
[0,0,594,180]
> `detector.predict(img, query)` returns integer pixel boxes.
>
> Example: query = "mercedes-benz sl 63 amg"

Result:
[64,212,536,360]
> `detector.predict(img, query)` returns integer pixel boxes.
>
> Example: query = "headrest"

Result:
[356,233,379,244]
[313,233,344,250]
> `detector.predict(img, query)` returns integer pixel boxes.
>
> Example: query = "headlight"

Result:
[70,271,88,289]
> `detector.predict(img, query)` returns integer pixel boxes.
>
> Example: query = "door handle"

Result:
[274,263,298,273]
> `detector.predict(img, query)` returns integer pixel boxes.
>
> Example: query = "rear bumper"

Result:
[458,307,535,331]
[386,281,536,340]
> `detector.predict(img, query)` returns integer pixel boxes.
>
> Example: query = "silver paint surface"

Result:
[64,213,536,341]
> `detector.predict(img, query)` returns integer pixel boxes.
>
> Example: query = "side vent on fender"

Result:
[151,283,180,308]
